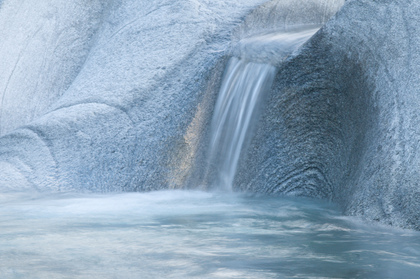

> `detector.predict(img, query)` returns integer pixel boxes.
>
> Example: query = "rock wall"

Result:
[238,0,420,230]
[0,0,418,230]
[0,0,271,192]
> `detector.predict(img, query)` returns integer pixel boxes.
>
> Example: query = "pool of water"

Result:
[0,190,419,278]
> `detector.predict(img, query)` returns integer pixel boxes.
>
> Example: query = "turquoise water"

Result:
[0,190,419,278]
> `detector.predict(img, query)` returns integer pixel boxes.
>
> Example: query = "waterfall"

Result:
[206,28,318,191]
[207,58,276,190]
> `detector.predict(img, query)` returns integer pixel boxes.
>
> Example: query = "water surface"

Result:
[0,191,419,278]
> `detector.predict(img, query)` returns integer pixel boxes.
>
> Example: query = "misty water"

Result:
[0,191,419,278]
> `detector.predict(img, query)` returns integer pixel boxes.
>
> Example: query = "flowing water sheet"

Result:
[205,28,318,190]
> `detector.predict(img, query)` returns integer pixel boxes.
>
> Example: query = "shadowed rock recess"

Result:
[0,0,419,230]
[237,0,420,230]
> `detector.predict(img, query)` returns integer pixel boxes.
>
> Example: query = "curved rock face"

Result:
[0,0,419,230]
[0,0,105,135]
[237,0,420,230]
[0,0,273,192]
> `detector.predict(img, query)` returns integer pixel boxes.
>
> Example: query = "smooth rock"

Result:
[238,0,420,230]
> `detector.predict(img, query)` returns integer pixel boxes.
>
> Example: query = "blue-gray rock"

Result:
[237,0,420,230]
[0,0,272,192]
[1,0,419,231]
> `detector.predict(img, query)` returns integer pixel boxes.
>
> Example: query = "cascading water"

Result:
[206,28,319,191]
[207,59,276,190]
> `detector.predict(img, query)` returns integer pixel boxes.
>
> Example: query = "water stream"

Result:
[206,58,276,190]
[206,28,318,190]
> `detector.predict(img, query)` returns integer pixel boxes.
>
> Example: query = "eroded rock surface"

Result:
[0,0,271,191]
[0,0,419,230]
[238,0,420,230]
